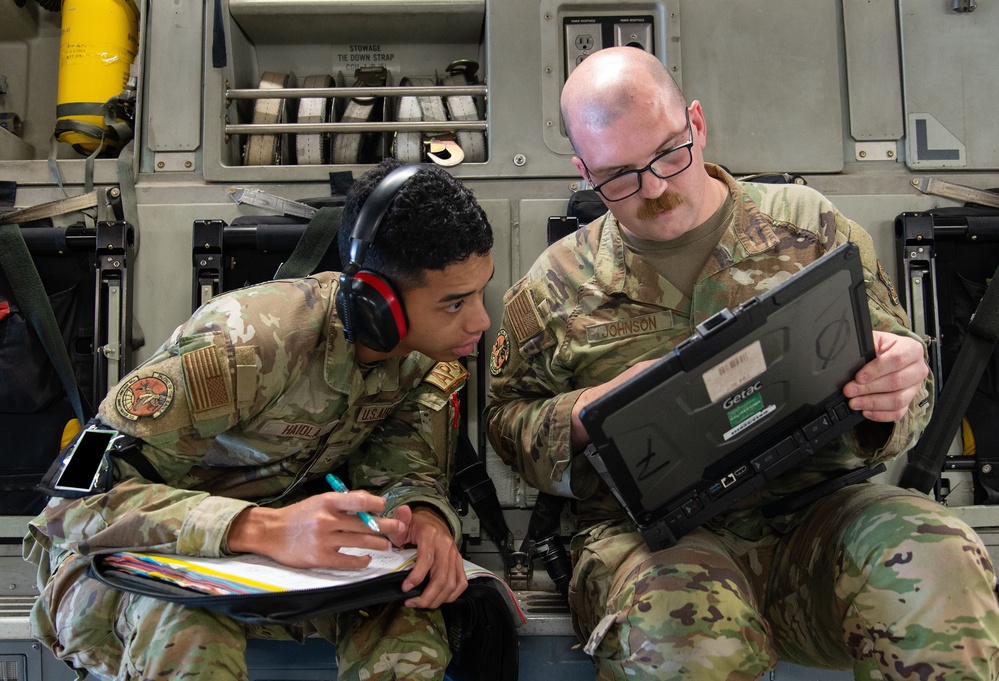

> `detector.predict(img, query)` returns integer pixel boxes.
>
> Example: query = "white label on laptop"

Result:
[702,339,767,404]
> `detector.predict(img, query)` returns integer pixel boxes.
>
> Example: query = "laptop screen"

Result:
[579,243,875,549]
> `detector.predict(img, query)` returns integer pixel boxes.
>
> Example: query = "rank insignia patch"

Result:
[490,329,510,376]
[423,362,468,395]
[115,372,175,420]
[876,259,900,306]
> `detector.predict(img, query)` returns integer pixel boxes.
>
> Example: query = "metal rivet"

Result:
[859,150,867,158]
[157,161,165,169]
[887,150,895,158]
[185,160,193,168]
[513,154,527,167]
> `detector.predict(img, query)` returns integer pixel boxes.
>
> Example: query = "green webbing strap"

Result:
[899,260,999,494]
[0,223,85,426]
[272,206,343,279]
[116,139,140,231]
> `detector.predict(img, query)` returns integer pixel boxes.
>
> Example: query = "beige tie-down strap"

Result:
[295,74,335,165]
[394,76,447,163]
[244,71,294,166]
[333,66,388,165]
[442,60,486,163]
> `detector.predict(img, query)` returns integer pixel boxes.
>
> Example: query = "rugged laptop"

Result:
[579,243,876,551]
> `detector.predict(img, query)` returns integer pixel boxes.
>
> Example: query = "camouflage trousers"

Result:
[30,552,451,681]
[568,483,999,681]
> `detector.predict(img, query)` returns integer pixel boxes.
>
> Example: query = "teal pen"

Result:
[325,473,381,533]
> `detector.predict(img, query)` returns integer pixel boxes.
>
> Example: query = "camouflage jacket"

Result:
[485,164,933,534]
[25,271,467,573]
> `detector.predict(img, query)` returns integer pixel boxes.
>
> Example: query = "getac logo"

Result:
[723,381,763,409]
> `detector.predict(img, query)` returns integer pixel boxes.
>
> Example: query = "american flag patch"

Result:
[182,346,231,413]
[508,288,542,342]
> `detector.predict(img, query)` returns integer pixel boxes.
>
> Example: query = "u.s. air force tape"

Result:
[394,76,446,163]
[295,74,334,165]
[244,71,294,166]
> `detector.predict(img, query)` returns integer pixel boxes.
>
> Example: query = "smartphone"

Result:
[53,428,118,494]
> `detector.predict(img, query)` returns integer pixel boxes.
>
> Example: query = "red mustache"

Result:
[637,190,685,221]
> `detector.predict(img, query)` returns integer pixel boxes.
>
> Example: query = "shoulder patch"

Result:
[422,361,468,394]
[115,372,175,421]
[876,259,900,307]
[490,328,510,376]
[507,287,543,342]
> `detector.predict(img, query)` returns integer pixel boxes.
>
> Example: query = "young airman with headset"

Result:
[24,160,495,681]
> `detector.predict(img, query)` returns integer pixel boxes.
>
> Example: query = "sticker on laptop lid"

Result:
[702,339,767,404]
[722,387,777,441]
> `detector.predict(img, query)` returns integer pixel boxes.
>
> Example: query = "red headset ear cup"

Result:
[348,270,408,352]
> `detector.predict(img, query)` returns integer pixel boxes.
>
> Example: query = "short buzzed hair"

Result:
[561,47,685,148]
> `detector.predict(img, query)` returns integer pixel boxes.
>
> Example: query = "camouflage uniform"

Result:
[485,165,999,680]
[24,271,468,681]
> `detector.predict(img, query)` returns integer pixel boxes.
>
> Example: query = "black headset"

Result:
[335,164,422,352]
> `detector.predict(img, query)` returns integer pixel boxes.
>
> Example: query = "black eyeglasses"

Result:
[580,110,694,202]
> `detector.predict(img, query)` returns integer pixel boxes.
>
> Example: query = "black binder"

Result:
[88,553,421,625]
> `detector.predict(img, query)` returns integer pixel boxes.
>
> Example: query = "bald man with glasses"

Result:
[485,46,999,680]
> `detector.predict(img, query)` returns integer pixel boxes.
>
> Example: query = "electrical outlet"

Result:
[564,20,603,78]
[614,21,653,51]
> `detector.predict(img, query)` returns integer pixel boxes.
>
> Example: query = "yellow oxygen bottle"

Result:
[54,0,139,155]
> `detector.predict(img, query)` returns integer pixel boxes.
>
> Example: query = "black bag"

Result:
[0,228,95,516]
[567,189,607,226]
[895,207,999,500]
[443,577,521,681]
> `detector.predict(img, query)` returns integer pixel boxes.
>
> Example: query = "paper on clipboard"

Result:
[103,547,419,595]
[95,547,527,628]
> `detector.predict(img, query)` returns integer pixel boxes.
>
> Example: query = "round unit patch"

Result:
[115,372,175,420]
[490,329,510,376]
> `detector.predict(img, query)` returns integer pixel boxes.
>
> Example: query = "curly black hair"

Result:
[338,159,493,289]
